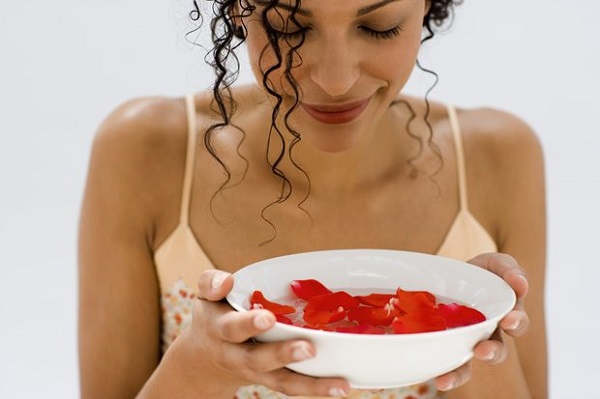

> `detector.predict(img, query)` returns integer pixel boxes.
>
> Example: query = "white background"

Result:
[1,1,599,398]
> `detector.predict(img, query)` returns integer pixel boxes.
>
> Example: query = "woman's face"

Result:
[243,0,428,152]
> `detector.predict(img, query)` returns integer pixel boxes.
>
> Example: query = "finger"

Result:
[434,360,472,391]
[196,270,234,301]
[238,340,316,373]
[258,368,351,398]
[473,329,507,365]
[469,253,529,299]
[216,309,277,343]
[504,270,529,300]
[498,308,530,337]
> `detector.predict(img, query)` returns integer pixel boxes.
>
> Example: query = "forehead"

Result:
[251,0,409,17]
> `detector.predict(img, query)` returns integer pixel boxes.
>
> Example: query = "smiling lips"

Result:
[301,98,371,124]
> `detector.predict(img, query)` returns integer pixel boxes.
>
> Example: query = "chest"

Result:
[188,173,460,273]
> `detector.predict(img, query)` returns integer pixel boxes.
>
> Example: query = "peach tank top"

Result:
[155,94,497,399]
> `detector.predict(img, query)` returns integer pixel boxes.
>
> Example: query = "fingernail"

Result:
[211,271,227,290]
[253,313,274,330]
[517,273,528,287]
[292,342,314,361]
[441,380,455,391]
[483,350,497,362]
[508,318,521,331]
[328,387,348,397]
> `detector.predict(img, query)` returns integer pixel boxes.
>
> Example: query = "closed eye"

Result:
[272,26,311,40]
[271,25,403,41]
[360,25,403,40]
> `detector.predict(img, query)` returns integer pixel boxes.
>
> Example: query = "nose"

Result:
[309,35,360,97]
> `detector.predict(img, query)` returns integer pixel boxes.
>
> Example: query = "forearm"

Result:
[445,337,532,399]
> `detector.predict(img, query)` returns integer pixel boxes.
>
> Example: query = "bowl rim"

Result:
[226,248,517,339]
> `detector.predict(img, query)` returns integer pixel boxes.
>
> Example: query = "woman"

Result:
[78,0,547,398]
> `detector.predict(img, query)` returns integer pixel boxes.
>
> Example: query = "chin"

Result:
[303,127,365,154]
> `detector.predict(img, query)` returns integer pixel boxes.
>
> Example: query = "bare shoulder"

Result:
[87,96,189,232]
[458,107,542,157]
[454,107,544,184]
[94,96,188,159]
[397,96,543,171]
[454,107,546,246]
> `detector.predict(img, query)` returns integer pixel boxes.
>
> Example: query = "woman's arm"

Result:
[445,109,548,398]
[78,98,187,398]
[78,98,352,398]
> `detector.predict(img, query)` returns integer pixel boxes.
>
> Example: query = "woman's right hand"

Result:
[185,269,351,398]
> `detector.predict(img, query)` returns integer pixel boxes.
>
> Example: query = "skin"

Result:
[78,0,547,398]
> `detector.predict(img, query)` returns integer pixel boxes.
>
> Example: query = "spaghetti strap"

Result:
[447,104,469,211]
[180,93,198,224]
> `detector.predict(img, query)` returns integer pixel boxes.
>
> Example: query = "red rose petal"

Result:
[250,290,296,315]
[394,288,437,312]
[354,293,396,307]
[346,306,399,326]
[304,291,360,312]
[303,308,332,326]
[392,312,447,334]
[248,279,487,335]
[437,303,486,328]
[276,314,293,325]
[290,279,333,300]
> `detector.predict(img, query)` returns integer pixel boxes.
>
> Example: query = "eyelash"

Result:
[361,25,403,40]
[273,27,309,40]
[272,25,403,41]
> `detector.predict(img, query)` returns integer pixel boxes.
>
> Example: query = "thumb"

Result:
[197,270,234,301]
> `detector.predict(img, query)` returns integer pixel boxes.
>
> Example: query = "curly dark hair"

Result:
[189,0,462,243]
[423,0,462,40]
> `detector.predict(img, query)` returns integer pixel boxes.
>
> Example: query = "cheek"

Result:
[246,19,274,84]
[246,34,268,84]
[376,42,420,86]
[245,29,289,93]
[371,28,423,84]
[247,39,301,99]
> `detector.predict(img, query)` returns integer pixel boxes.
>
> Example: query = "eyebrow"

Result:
[253,0,403,18]
[253,0,313,17]
[357,0,403,16]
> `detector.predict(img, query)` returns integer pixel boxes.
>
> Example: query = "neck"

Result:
[267,111,418,198]
[232,88,426,198]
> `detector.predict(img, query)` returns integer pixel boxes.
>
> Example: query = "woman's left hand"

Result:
[433,252,530,392]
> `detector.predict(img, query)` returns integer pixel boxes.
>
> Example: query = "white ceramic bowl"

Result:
[226,249,516,389]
